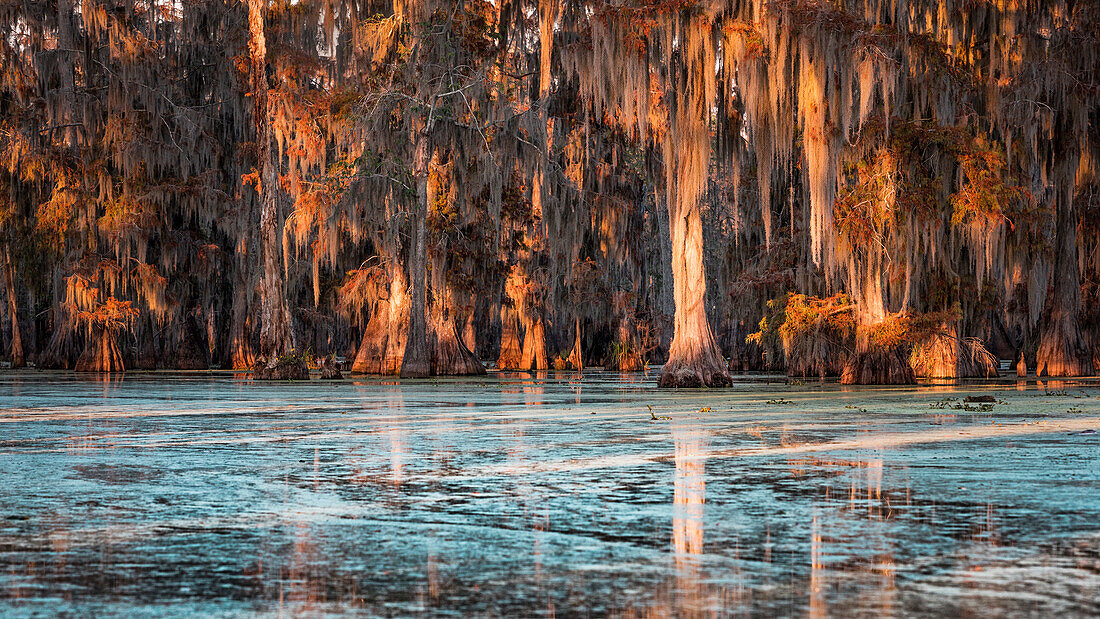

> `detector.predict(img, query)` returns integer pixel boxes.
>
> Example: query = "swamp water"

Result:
[0,371,1097,616]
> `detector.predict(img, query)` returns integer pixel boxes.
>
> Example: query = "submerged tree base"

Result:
[658,358,731,388]
[1036,326,1093,377]
[320,355,342,379]
[841,348,915,385]
[74,331,125,373]
[253,353,309,381]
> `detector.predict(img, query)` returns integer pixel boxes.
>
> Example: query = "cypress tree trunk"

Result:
[428,253,483,375]
[75,327,124,373]
[226,241,256,370]
[351,267,408,374]
[497,304,523,369]
[1037,192,1092,376]
[657,17,729,388]
[518,312,549,371]
[55,0,78,148]
[3,248,23,368]
[401,133,432,378]
[563,318,583,371]
[658,199,730,387]
[249,0,303,380]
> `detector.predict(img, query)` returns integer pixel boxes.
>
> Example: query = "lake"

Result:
[0,371,1097,616]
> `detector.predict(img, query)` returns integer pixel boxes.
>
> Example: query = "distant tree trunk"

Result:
[226,274,255,370]
[428,251,483,375]
[506,266,548,371]
[909,323,998,379]
[497,304,523,369]
[3,248,24,368]
[606,292,643,371]
[249,0,302,380]
[841,253,915,385]
[226,232,255,369]
[401,133,432,378]
[1036,192,1092,376]
[462,313,476,354]
[519,312,549,371]
[55,0,78,148]
[560,317,583,371]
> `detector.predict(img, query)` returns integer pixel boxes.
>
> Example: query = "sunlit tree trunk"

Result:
[518,309,549,371]
[3,248,24,368]
[659,198,730,387]
[249,0,301,379]
[351,265,408,374]
[562,317,583,371]
[75,327,124,373]
[497,304,523,369]
[656,18,729,388]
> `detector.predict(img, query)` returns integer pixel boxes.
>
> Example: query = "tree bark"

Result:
[226,254,255,370]
[910,323,998,379]
[75,327,124,373]
[55,0,78,148]
[351,267,408,374]
[497,304,523,369]
[658,201,729,387]
[657,18,729,388]
[249,0,302,379]
[400,133,432,378]
[3,248,24,368]
[557,317,583,371]
[518,314,549,371]
[427,251,483,375]
[1036,192,1092,376]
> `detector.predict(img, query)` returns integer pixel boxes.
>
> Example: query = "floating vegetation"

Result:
[930,396,995,412]
[647,405,671,421]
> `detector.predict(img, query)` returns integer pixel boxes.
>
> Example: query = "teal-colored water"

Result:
[0,372,1097,616]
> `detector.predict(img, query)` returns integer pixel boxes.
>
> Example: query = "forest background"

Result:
[0,0,1096,386]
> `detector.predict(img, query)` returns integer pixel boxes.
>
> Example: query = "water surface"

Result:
[0,371,1097,616]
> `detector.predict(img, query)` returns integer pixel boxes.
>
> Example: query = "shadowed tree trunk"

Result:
[428,244,483,375]
[226,246,256,370]
[3,248,23,368]
[401,132,432,378]
[1037,188,1092,376]
[556,318,583,371]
